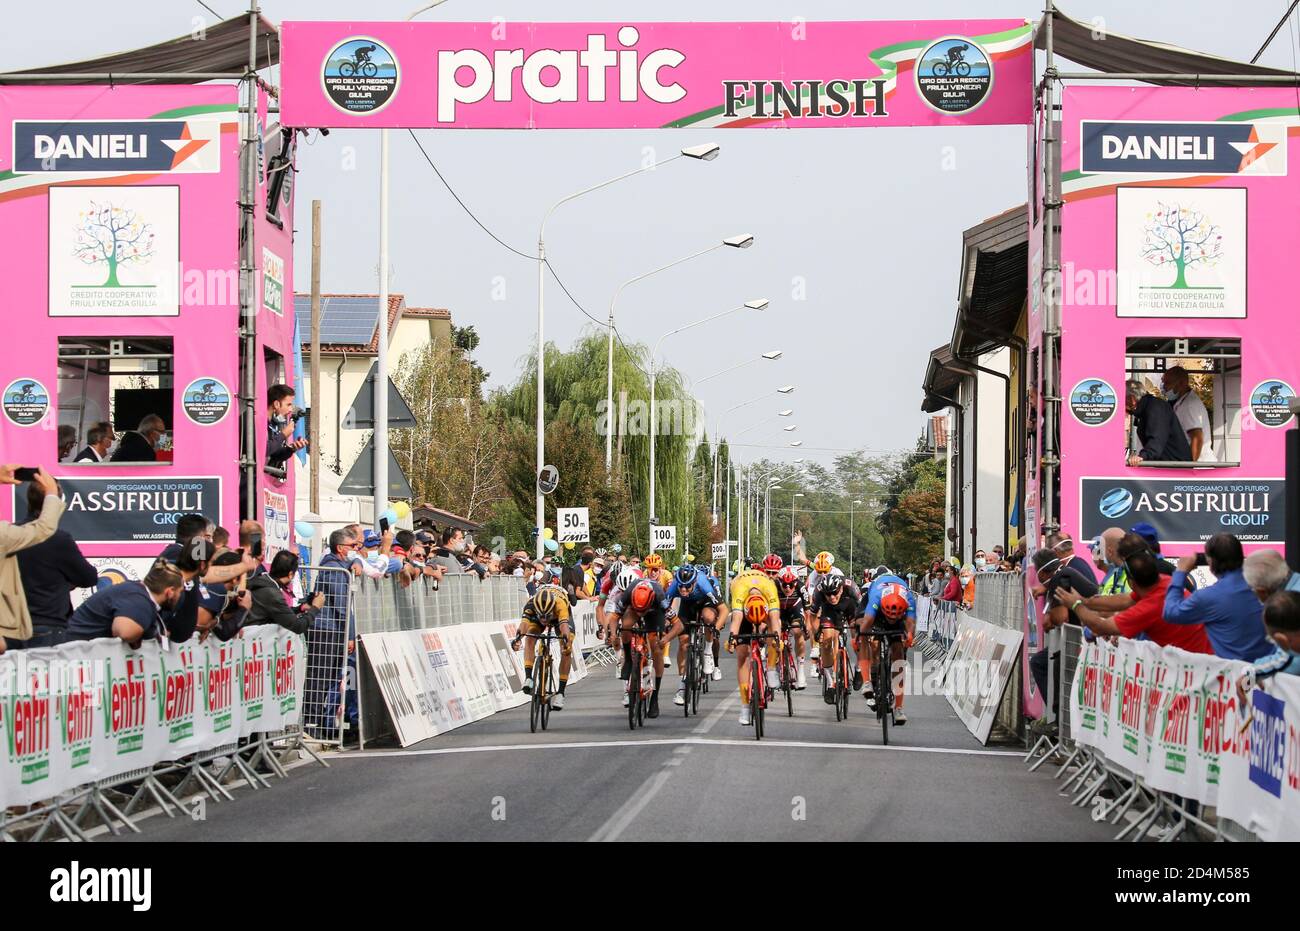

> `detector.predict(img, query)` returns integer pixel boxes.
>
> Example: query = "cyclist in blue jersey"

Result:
[664,564,723,705]
[858,570,916,725]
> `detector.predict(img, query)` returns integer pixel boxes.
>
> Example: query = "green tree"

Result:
[392,335,505,522]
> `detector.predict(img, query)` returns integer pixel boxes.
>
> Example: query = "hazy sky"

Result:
[7,1,1295,470]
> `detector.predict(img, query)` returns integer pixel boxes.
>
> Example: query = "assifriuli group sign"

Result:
[279,20,1032,130]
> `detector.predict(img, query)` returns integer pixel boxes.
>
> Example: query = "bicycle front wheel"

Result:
[683,646,694,718]
[362,61,379,77]
[878,649,891,746]
[955,61,971,77]
[538,654,551,732]
[529,663,543,734]
[628,652,639,731]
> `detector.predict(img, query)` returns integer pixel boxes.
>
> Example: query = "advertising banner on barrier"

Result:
[1218,670,1300,841]
[280,20,1032,130]
[361,621,587,747]
[0,626,304,808]
[940,612,1022,744]
[1069,636,1260,809]
[572,601,602,653]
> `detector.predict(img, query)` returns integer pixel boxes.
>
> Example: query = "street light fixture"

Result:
[605,230,752,470]
[683,143,722,161]
[536,144,720,555]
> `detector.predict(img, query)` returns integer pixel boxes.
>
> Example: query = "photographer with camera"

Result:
[267,384,308,469]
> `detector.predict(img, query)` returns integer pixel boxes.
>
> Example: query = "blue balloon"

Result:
[294,520,315,539]
[544,538,559,553]
[381,508,398,526]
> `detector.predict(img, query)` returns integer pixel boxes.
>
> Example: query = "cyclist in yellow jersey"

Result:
[511,586,575,709]
[725,568,783,726]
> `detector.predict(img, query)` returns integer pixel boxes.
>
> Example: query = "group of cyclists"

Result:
[512,545,919,730]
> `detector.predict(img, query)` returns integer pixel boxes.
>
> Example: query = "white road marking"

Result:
[587,768,674,842]
[340,737,1022,759]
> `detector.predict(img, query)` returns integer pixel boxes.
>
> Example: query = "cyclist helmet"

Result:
[813,551,834,574]
[874,565,893,581]
[644,554,665,571]
[820,574,845,597]
[629,580,656,613]
[777,566,800,587]
[530,587,561,619]
[615,566,641,592]
[762,553,784,575]
[743,592,769,625]
[675,565,698,588]
[879,584,909,621]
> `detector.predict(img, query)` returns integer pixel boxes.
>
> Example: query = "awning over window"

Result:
[0,14,279,83]
[1038,7,1296,85]
[951,205,1028,361]
[921,345,973,413]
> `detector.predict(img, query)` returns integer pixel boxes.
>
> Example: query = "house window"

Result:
[58,337,173,465]
[1124,336,1240,468]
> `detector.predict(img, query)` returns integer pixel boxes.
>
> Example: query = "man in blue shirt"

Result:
[1163,534,1273,662]
[67,561,185,646]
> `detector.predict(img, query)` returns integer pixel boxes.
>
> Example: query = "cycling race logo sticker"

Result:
[2,378,49,426]
[1069,378,1117,427]
[1250,379,1296,429]
[914,37,993,115]
[48,185,181,317]
[182,377,231,426]
[1115,186,1245,318]
[322,37,399,115]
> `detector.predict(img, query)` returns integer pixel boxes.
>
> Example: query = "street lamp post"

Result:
[648,299,767,542]
[605,232,752,473]
[850,498,863,580]
[699,352,782,523]
[535,143,719,557]
[711,384,793,525]
[373,0,458,528]
[790,492,805,563]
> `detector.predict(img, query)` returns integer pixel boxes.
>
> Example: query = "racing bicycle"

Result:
[735,631,779,741]
[518,628,560,734]
[864,628,906,745]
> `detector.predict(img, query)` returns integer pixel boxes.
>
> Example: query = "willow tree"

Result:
[492,330,700,560]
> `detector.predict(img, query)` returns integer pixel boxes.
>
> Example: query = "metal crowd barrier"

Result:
[300,564,355,749]
[350,573,531,748]
[1022,623,1248,842]
[352,573,529,635]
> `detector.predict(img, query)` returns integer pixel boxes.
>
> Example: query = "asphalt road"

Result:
[116,651,1117,842]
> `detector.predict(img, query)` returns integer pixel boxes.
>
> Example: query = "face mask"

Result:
[409,559,425,569]
[451,540,466,554]
[974,558,986,569]
[1164,390,1179,402]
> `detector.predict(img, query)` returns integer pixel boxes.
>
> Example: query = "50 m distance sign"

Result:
[556,507,590,543]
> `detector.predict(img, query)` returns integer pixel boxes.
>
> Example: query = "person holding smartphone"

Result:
[0,465,64,653]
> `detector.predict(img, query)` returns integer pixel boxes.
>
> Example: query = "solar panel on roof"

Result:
[316,296,381,346]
